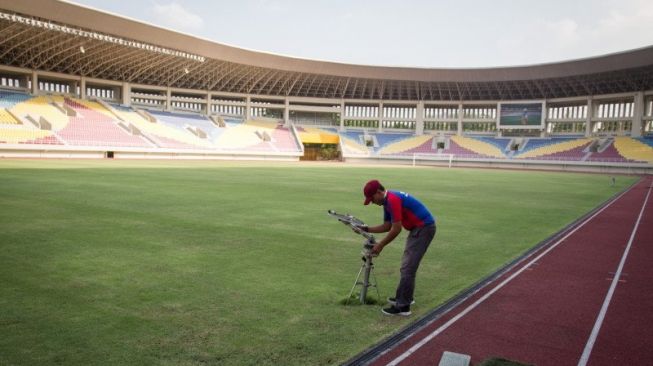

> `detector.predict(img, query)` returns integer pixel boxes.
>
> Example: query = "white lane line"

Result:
[577,181,652,366]
[385,183,638,366]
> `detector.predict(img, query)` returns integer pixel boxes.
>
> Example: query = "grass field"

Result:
[0,160,637,365]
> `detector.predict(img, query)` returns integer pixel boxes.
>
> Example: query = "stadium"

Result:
[0,1,652,365]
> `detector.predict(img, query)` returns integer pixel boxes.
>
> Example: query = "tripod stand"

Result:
[346,240,381,305]
[327,210,381,305]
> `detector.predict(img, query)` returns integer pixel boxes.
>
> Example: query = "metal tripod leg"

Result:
[345,255,379,305]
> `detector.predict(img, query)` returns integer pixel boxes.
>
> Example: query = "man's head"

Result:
[363,179,385,206]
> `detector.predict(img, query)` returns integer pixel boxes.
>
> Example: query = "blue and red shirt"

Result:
[383,190,435,230]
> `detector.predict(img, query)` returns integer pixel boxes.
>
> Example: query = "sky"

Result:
[69,0,653,68]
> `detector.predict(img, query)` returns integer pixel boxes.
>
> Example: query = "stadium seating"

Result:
[296,126,340,144]
[0,90,650,165]
[0,108,19,124]
[55,98,150,147]
[271,125,302,152]
[473,136,512,152]
[0,128,62,145]
[212,120,301,152]
[109,104,213,149]
[440,137,484,157]
[9,95,70,130]
[377,134,433,155]
[339,131,370,155]
[613,137,653,163]
[450,135,505,158]
[585,139,631,162]
[636,137,653,148]
[0,91,32,109]
[515,138,591,159]
[518,137,576,155]
[373,132,414,152]
[149,110,224,140]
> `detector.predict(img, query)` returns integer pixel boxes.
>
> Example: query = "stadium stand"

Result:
[613,137,653,163]
[212,120,301,152]
[8,95,70,130]
[0,108,18,124]
[0,1,651,171]
[295,126,339,144]
[0,91,32,109]
[108,104,209,149]
[518,137,575,155]
[56,98,150,147]
[339,131,370,155]
[636,137,653,148]
[585,139,632,162]
[2,131,62,144]
[473,136,512,152]
[378,134,433,155]
[373,132,415,152]
[515,138,591,159]
[148,110,224,141]
[440,137,484,158]
[450,135,505,158]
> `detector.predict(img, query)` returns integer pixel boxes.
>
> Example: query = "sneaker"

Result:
[387,297,415,306]
[382,305,411,316]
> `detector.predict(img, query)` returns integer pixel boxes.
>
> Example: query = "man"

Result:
[358,179,436,316]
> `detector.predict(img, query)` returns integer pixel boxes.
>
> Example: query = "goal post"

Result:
[412,153,454,168]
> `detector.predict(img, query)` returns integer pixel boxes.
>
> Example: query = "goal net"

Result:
[411,153,454,168]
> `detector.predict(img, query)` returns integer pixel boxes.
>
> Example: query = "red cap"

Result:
[363,180,381,205]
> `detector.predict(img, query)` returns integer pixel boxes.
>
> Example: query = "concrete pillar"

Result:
[31,72,38,95]
[284,98,290,126]
[585,97,593,137]
[165,88,172,111]
[23,75,30,91]
[415,101,424,135]
[245,95,251,120]
[631,92,644,138]
[206,93,212,115]
[457,103,463,135]
[121,83,130,106]
[378,102,383,132]
[79,77,86,99]
[339,100,345,131]
[540,101,547,137]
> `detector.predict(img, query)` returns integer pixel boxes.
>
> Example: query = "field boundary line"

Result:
[577,178,652,366]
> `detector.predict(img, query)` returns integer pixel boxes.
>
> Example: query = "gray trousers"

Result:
[395,224,436,308]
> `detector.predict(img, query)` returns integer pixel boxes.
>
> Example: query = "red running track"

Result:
[370,176,653,366]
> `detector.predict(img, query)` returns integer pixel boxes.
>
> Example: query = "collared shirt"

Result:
[383,190,435,230]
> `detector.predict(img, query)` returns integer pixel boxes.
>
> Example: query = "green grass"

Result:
[0,160,637,365]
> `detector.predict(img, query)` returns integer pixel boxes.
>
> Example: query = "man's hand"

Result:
[371,222,401,256]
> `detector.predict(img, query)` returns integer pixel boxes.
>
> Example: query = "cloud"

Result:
[495,1,653,67]
[543,18,581,47]
[150,2,204,32]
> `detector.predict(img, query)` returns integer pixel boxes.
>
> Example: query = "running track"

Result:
[365,176,652,366]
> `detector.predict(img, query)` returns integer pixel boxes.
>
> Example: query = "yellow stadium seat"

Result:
[451,136,505,158]
[614,137,653,163]
[379,135,432,154]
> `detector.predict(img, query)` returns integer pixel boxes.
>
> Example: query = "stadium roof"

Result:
[1,0,653,101]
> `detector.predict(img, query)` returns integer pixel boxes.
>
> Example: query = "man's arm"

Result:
[371,221,402,255]
[366,221,392,234]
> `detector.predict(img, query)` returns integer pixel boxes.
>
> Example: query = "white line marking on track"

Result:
[384,183,638,366]
[577,181,652,366]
